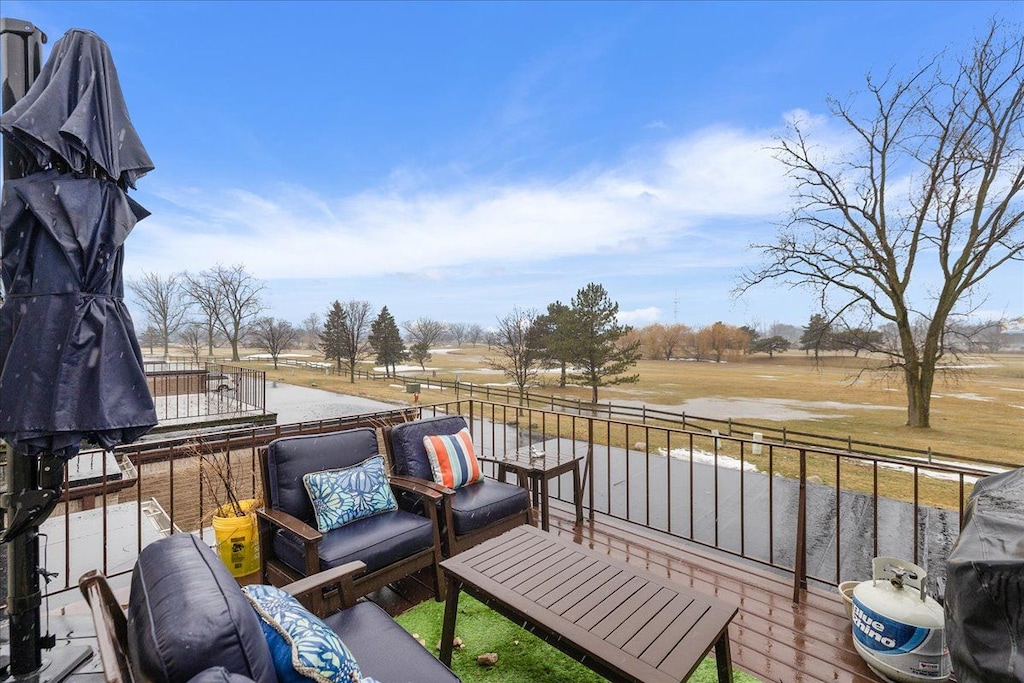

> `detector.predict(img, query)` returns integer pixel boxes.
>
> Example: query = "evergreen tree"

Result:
[536,301,574,387]
[800,314,832,359]
[368,306,406,377]
[566,283,642,403]
[751,335,791,358]
[320,301,346,371]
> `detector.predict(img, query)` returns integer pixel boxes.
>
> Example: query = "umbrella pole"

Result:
[5,456,42,675]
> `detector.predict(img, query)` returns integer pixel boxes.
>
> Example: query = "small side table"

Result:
[497,450,584,531]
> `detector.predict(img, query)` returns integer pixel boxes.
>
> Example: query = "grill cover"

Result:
[944,467,1024,683]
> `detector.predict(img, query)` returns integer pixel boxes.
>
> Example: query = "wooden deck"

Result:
[44,502,881,682]
[374,504,881,683]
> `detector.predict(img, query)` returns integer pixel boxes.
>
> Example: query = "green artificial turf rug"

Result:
[395,592,761,682]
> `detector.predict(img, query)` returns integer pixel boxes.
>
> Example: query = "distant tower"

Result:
[673,290,679,322]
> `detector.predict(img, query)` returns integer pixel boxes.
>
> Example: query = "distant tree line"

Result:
[129,263,270,363]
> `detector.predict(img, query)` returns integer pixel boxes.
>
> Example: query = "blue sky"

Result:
[5,1,1023,330]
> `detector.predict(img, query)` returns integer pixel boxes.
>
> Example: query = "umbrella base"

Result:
[1,645,91,683]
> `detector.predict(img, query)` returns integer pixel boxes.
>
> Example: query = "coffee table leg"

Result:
[714,627,733,683]
[440,575,462,667]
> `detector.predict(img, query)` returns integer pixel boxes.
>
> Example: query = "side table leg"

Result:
[714,627,733,683]
[440,575,462,667]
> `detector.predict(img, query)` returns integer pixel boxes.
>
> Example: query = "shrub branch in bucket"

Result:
[188,440,254,518]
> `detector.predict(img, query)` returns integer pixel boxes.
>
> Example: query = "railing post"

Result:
[587,419,595,521]
[792,448,808,604]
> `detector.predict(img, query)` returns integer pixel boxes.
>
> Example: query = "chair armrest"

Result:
[256,507,322,542]
[282,561,367,609]
[79,570,132,683]
[390,475,448,501]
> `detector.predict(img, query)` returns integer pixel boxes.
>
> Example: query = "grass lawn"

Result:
[395,592,761,682]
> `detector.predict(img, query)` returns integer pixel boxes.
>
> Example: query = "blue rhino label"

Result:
[852,597,950,680]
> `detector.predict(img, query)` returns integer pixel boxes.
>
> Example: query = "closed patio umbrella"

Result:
[0,24,157,678]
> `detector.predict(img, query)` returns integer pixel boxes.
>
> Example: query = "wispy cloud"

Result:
[618,307,662,326]
[130,123,791,282]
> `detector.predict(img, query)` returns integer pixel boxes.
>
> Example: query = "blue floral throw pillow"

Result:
[242,584,362,683]
[303,455,398,532]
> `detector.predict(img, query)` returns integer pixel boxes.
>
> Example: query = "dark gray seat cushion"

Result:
[450,480,530,536]
[272,509,436,575]
[128,534,276,683]
[324,602,460,683]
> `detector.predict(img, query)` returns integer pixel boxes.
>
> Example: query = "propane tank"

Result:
[851,557,950,683]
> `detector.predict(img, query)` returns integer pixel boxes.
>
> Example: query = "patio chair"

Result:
[384,415,531,556]
[258,427,445,615]
[79,533,460,683]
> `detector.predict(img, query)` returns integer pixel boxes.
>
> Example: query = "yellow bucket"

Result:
[212,499,261,579]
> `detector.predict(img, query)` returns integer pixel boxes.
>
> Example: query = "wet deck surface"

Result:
[373,504,881,683]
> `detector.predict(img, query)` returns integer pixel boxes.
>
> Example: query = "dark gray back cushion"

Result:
[265,428,379,523]
[388,416,469,481]
[128,534,275,683]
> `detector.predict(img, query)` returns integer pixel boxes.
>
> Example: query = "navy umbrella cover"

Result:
[1,28,153,189]
[0,28,157,459]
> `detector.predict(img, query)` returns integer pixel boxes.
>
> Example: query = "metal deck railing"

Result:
[35,400,999,605]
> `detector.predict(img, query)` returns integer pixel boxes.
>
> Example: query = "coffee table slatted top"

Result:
[441,525,738,682]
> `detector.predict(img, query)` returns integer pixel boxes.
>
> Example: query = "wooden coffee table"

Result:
[440,526,738,682]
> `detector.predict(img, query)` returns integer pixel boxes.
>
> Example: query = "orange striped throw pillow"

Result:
[422,428,483,489]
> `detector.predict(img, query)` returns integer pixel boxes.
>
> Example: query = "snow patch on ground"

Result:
[659,446,760,473]
[375,364,438,373]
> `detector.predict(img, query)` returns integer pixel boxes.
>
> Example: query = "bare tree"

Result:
[301,313,322,350]
[127,271,190,358]
[447,322,468,346]
[403,317,445,370]
[338,300,373,383]
[179,323,205,364]
[695,322,747,363]
[251,317,298,369]
[139,325,160,355]
[185,264,267,362]
[639,323,692,360]
[183,274,219,358]
[466,323,486,346]
[740,24,1024,427]
[486,307,543,405]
